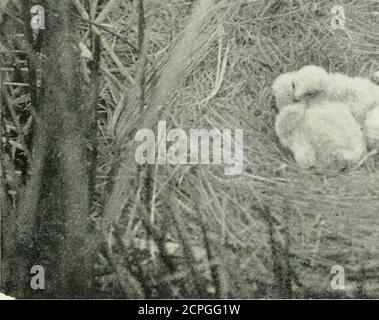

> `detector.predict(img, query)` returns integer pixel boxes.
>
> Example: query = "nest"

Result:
[90,0,378,298]
[152,0,379,297]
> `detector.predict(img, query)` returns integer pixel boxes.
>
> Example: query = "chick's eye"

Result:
[292,81,296,90]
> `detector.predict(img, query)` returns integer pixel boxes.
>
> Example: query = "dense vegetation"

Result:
[1,0,378,298]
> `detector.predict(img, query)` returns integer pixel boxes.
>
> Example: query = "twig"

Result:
[201,32,230,104]
[82,17,138,53]
[135,0,148,115]
[94,0,123,25]
[351,149,378,171]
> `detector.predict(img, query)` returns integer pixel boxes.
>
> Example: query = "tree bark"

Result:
[3,1,98,298]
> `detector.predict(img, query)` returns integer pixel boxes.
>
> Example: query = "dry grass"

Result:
[90,0,379,298]
[111,1,379,297]
[2,0,378,298]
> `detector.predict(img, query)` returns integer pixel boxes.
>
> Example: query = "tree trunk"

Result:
[3,1,98,298]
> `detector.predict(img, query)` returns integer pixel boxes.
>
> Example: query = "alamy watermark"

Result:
[134,121,244,176]
[330,265,345,290]
[30,265,45,290]
[30,5,45,30]
[330,5,346,30]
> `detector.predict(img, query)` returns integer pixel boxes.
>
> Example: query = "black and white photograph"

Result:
[0,0,378,301]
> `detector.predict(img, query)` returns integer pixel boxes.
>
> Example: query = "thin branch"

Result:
[81,17,138,53]
[94,0,123,25]
[135,0,148,115]
[87,32,101,211]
